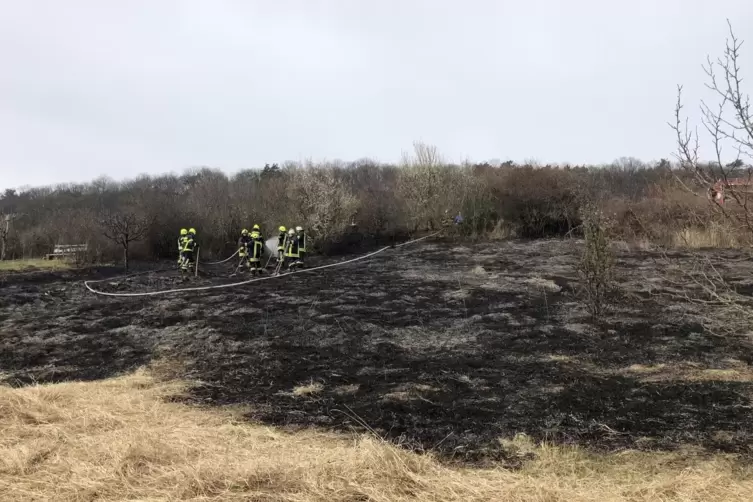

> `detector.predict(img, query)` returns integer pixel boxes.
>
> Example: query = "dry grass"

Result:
[622,362,753,383]
[624,363,667,374]
[671,226,742,249]
[612,238,658,255]
[2,369,753,502]
[488,220,515,240]
[0,258,71,271]
[292,380,324,397]
[471,265,487,276]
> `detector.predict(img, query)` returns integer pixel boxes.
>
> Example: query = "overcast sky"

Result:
[1,0,752,190]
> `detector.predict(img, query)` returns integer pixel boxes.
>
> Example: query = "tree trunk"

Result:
[123,243,129,271]
[0,218,8,261]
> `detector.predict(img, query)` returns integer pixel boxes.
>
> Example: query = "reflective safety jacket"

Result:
[249,232,264,261]
[238,234,252,256]
[182,235,197,253]
[277,231,288,251]
[297,231,307,252]
[285,235,300,258]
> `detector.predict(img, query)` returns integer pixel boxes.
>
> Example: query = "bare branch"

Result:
[665,20,753,335]
[672,21,753,235]
[100,208,155,270]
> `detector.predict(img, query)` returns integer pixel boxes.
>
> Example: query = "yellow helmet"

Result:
[180,228,188,236]
[253,224,260,230]
[250,231,260,238]
[189,228,196,235]
[279,226,286,232]
[241,229,248,235]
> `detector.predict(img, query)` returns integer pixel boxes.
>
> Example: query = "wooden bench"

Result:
[46,244,88,260]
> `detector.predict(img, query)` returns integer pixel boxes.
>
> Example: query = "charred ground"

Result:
[2,239,753,465]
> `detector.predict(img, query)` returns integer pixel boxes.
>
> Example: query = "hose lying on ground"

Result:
[199,249,240,265]
[83,232,440,298]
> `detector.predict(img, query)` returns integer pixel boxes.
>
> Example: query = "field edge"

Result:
[1,366,752,502]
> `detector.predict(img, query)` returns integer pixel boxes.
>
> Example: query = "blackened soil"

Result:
[2,239,753,465]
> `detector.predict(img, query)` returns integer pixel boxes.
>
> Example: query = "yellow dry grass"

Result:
[2,369,753,502]
[488,220,515,240]
[671,226,741,249]
[0,258,71,271]
[292,381,324,397]
[620,361,753,383]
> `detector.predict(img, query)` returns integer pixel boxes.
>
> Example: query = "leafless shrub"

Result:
[101,209,154,271]
[343,163,401,236]
[667,20,753,332]
[671,20,753,233]
[576,203,615,317]
[661,254,753,335]
[486,166,583,238]
[287,163,360,248]
[397,142,448,231]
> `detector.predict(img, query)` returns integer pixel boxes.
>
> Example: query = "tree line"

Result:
[1,143,736,265]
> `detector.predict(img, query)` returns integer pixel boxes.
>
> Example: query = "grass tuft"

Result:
[292,380,324,397]
[672,226,741,249]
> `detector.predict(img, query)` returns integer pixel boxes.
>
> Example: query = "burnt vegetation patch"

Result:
[2,240,753,465]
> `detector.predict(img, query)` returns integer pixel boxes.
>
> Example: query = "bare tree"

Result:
[0,214,11,260]
[101,209,154,271]
[611,157,646,173]
[670,20,753,236]
[668,19,753,334]
[397,142,449,231]
[287,163,360,246]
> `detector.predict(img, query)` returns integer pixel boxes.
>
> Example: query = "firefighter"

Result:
[249,229,265,275]
[441,209,453,228]
[180,227,198,272]
[440,209,461,236]
[237,229,252,270]
[276,226,288,264]
[284,228,301,269]
[295,226,307,267]
[177,228,188,266]
[188,227,198,258]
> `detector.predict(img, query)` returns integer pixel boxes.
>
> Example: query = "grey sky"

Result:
[1,0,752,190]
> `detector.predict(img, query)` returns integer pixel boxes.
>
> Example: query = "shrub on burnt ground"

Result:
[342,163,403,237]
[396,142,466,232]
[576,203,615,317]
[483,165,583,238]
[286,163,360,250]
[605,183,725,247]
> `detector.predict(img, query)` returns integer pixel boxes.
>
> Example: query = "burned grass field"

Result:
[2,239,753,465]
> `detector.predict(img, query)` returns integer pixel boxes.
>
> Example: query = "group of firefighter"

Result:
[177,227,198,272]
[274,225,306,271]
[176,224,307,274]
[237,224,307,274]
[176,211,462,274]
